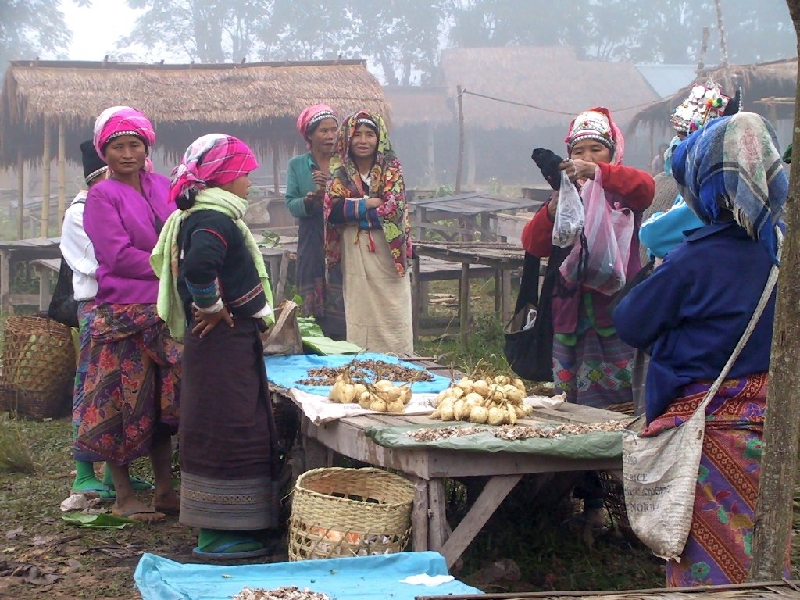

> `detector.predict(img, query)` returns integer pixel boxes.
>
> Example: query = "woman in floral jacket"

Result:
[324,110,412,354]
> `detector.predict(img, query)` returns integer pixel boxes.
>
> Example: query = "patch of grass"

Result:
[0,415,36,473]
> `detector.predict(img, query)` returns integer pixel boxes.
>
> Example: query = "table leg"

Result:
[439,474,522,569]
[0,251,9,315]
[412,255,421,343]
[459,262,469,351]
[427,478,449,551]
[494,268,502,318]
[301,435,330,471]
[38,266,51,311]
[411,478,430,552]
[501,268,512,323]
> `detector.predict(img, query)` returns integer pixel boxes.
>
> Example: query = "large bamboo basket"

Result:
[288,467,415,561]
[0,316,76,420]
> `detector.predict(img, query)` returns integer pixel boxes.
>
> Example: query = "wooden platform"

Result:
[0,237,62,312]
[276,358,623,569]
[417,580,800,600]
[412,242,526,346]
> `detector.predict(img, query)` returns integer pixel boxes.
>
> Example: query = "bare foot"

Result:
[112,499,166,522]
[154,489,180,516]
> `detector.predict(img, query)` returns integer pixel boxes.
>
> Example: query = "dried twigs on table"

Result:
[405,419,629,442]
[233,586,332,600]
[297,359,433,386]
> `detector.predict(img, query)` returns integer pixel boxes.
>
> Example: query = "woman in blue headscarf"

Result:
[613,112,789,586]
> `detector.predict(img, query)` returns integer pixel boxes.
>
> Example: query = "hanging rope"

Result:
[459,88,660,116]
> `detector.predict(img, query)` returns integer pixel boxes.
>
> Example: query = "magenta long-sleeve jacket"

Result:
[84,173,175,304]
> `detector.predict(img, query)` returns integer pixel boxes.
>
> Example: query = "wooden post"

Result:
[272,141,280,196]
[41,118,51,238]
[455,85,465,194]
[411,254,421,343]
[748,3,800,578]
[0,250,10,314]
[459,261,469,351]
[426,127,435,186]
[16,150,23,241]
[57,119,66,223]
[714,0,730,71]
[466,139,476,189]
[697,26,710,78]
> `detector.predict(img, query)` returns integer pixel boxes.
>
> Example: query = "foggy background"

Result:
[1,0,797,195]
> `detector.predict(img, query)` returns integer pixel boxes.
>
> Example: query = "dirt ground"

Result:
[0,416,796,599]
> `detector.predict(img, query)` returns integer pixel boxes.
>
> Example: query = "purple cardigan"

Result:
[84,173,174,304]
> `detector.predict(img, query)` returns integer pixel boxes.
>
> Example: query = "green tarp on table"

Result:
[365,422,623,460]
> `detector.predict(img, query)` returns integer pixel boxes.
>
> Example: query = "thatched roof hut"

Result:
[1,58,389,167]
[439,47,660,130]
[384,86,453,127]
[628,58,798,133]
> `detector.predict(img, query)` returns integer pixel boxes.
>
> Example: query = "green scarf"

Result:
[150,187,274,342]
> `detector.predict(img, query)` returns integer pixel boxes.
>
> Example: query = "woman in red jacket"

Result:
[523,107,654,409]
[523,107,653,528]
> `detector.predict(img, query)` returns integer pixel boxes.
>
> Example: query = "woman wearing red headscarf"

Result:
[152,133,280,560]
[285,105,345,339]
[77,106,180,523]
[522,107,654,527]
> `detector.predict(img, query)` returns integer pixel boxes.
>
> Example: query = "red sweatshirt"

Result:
[522,162,655,257]
[520,161,655,334]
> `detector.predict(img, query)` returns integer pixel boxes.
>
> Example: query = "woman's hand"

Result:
[560,159,599,183]
[311,169,328,191]
[192,305,234,338]
[365,196,382,209]
[304,191,323,212]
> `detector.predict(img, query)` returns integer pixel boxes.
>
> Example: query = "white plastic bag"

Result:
[559,168,634,294]
[551,171,584,248]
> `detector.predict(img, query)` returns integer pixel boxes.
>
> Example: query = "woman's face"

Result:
[349,124,378,161]
[221,175,252,200]
[104,135,147,176]
[570,139,612,164]
[309,118,338,154]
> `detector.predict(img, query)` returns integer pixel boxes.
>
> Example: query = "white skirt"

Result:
[341,226,413,355]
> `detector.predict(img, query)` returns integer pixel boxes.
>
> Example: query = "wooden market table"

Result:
[412,242,526,346]
[275,358,624,569]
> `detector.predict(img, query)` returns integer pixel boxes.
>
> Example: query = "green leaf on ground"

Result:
[61,513,135,529]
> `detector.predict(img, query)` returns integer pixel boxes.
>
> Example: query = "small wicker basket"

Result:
[0,316,76,420]
[288,467,415,561]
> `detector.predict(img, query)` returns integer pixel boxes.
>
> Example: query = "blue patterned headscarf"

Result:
[671,112,788,264]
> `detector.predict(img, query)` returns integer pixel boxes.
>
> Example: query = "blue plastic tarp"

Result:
[134,551,483,600]
[264,353,451,395]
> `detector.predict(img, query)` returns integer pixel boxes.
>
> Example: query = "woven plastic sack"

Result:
[622,410,704,560]
[559,168,634,294]
[552,171,584,248]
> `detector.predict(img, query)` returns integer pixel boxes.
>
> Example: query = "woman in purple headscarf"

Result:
[284,105,345,339]
[76,106,181,523]
[152,133,280,560]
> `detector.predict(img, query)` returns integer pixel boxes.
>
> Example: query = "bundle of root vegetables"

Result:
[430,376,534,425]
[328,376,412,413]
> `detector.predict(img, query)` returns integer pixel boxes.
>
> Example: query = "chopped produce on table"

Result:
[297,358,433,386]
[405,420,630,442]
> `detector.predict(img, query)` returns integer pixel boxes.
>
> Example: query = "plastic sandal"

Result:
[192,540,272,560]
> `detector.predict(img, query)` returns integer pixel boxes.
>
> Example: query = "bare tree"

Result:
[748,0,800,581]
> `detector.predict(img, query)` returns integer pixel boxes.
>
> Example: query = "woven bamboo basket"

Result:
[0,316,76,420]
[288,467,415,561]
